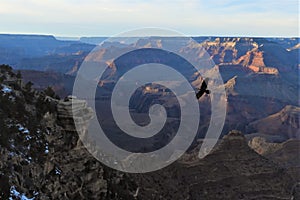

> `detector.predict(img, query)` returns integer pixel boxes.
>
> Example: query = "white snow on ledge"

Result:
[1,84,12,93]
[45,142,49,154]
[10,186,37,200]
[17,124,30,134]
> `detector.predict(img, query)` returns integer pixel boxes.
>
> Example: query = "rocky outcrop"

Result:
[248,136,282,155]
[248,135,300,182]
[57,96,94,133]
[237,49,279,75]
[201,38,256,64]
[41,96,138,199]
[224,75,238,95]
[247,105,300,139]
[134,130,296,200]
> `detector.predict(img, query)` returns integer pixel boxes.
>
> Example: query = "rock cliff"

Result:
[133,130,296,200]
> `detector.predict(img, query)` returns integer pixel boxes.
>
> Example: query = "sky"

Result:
[0,0,299,37]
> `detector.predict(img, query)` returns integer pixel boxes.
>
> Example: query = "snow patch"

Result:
[25,157,32,163]
[55,167,62,175]
[25,135,32,141]
[1,84,12,93]
[45,143,49,154]
[17,124,30,134]
[10,186,35,200]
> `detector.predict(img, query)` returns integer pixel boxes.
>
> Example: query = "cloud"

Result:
[0,0,298,36]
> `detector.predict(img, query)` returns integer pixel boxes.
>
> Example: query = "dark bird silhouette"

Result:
[196,78,210,99]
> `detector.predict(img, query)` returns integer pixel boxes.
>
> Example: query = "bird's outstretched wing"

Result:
[196,90,205,99]
[200,79,208,91]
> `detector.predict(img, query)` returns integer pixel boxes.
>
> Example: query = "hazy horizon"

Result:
[0,32,299,39]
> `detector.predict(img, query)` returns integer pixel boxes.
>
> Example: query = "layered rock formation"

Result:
[57,96,93,139]
[237,50,279,75]
[201,37,298,73]
[43,96,138,199]
[248,136,300,182]
[248,136,282,155]
[247,105,300,140]
[133,130,296,200]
